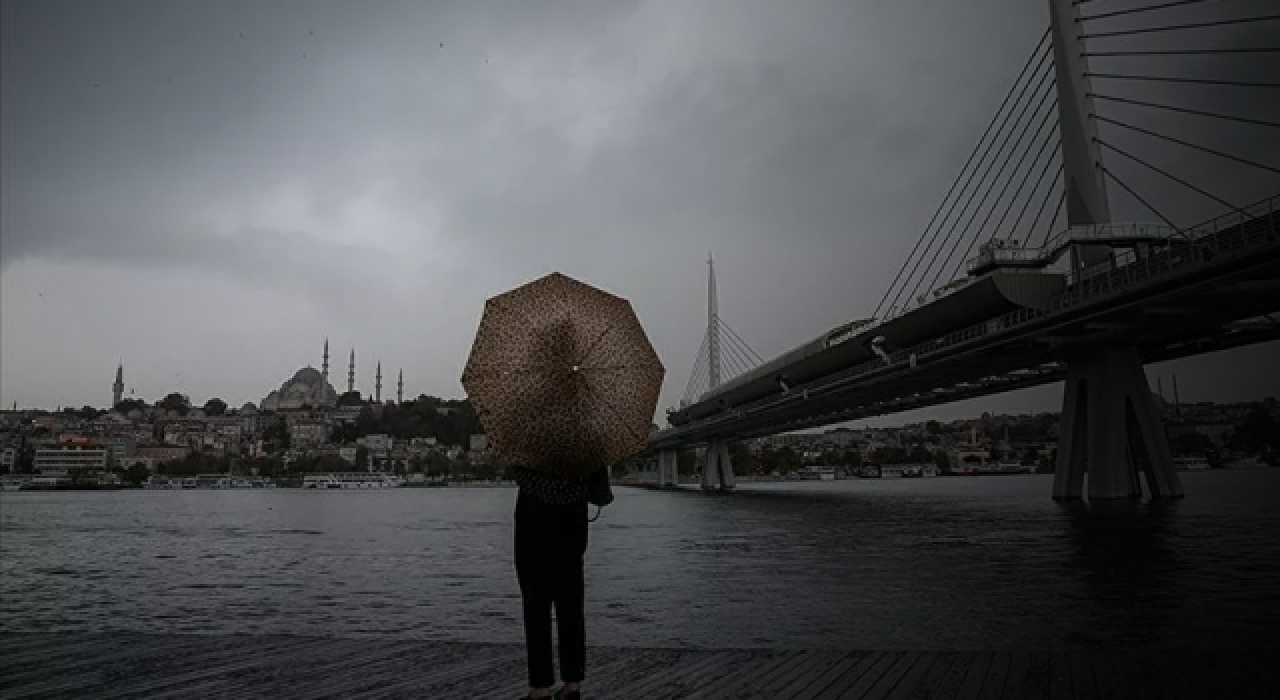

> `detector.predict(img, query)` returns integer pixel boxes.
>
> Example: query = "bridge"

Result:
[640,0,1280,500]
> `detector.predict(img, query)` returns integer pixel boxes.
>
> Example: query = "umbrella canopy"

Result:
[461,272,664,477]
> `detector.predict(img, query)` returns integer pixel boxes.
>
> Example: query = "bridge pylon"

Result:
[1053,345,1183,500]
[657,449,680,488]
[700,441,735,492]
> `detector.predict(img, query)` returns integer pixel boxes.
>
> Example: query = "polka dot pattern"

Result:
[461,272,665,478]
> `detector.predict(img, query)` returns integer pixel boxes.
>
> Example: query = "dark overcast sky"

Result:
[2,0,1277,422]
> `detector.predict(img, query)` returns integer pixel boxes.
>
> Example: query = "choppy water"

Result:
[3,471,1279,651]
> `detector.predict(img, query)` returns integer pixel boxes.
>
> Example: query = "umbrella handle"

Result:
[587,504,602,523]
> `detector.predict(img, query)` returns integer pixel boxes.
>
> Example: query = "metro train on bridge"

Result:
[666,241,1070,427]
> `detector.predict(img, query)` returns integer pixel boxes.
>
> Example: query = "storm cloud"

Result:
[2,0,1276,420]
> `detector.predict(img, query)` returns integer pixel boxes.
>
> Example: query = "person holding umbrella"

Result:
[462,272,664,700]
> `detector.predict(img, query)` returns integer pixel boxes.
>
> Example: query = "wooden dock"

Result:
[2,632,1277,699]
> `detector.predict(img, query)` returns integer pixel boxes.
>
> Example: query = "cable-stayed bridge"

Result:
[641,0,1280,500]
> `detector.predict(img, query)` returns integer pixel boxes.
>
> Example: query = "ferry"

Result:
[302,473,406,489]
[1,475,27,491]
[1174,457,1211,471]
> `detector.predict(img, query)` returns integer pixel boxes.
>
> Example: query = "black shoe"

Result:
[554,688,581,700]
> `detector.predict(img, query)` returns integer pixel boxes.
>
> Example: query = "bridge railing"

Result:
[968,222,1183,275]
[655,196,1278,441]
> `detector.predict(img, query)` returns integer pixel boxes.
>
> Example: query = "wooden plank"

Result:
[0,632,220,686]
[952,651,993,700]
[1157,651,1228,700]
[977,651,1011,700]
[1125,650,1195,700]
[1201,653,1277,700]
[680,650,771,698]
[836,651,903,699]
[590,648,689,699]
[1086,651,1128,700]
[755,650,843,698]
[781,652,870,700]
[766,650,849,699]
[4,635,322,700]
[1047,652,1071,700]
[814,651,890,700]
[929,651,976,700]
[897,652,957,700]
[999,652,1032,700]
[607,649,719,697]
[334,646,528,699]
[700,650,806,700]
[1067,652,1098,700]
[1234,652,1280,697]
[860,651,923,698]
[1022,652,1052,700]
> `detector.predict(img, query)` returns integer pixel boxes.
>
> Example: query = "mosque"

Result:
[260,340,404,411]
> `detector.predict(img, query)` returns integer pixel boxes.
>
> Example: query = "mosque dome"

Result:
[291,367,324,384]
[261,363,339,412]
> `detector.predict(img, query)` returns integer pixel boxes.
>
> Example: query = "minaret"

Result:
[397,369,404,405]
[322,338,330,380]
[112,362,124,408]
[375,362,383,403]
[707,252,722,390]
[347,348,356,393]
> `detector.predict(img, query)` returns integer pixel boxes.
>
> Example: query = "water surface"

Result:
[3,471,1279,650]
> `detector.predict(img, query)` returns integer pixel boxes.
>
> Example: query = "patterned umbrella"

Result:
[461,272,665,477]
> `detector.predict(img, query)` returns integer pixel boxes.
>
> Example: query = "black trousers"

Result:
[514,492,589,688]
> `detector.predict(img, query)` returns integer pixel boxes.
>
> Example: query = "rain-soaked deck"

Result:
[2,632,1276,699]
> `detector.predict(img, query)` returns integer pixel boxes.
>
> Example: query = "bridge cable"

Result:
[1099,164,1182,230]
[1093,116,1280,176]
[1077,0,1211,22]
[883,43,1055,318]
[887,42,1054,316]
[717,330,758,378]
[713,327,753,381]
[723,346,754,382]
[681,331,710,403]
[682,350,708,404]
[1085,47,1280,57]
[715,316,765,365]
[948,103,1063,280]
[1001,146,1064,245]
[1080,15,1280,40]
[873,29,1052,319]
[918,81,1060,299]
[687,358,710,403]
[1040,187,1069,249]
[723,325,764,366]
[1088,93,1280,129]
[908,66,1058,307]
[1095,137,1245,213]
[1085,73,1280,89]
[711,317,755,380]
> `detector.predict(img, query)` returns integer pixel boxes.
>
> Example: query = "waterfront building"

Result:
[289,420,329,450]
[34,444,110,476]
[134,444,191,463]
[0,447,16,473]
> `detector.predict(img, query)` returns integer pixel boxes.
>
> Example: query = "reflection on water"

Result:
[2,471,1278,651]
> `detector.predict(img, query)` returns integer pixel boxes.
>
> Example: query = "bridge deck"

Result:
[3,632,1276,699]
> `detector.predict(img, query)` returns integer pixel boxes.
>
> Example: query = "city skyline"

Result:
[3,0,1277,421]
